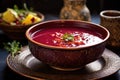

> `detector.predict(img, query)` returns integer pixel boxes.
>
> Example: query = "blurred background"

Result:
[0,0,120,14]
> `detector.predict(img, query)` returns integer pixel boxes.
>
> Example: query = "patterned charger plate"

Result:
[6,46,120,80]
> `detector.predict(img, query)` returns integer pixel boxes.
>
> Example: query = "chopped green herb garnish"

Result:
[62,33,74,41]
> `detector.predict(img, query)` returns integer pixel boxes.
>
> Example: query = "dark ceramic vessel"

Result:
[0,12,44,40]
[26,20,110,71]
[100,10,120,49]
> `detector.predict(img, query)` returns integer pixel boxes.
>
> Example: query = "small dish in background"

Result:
[0,4,45,40]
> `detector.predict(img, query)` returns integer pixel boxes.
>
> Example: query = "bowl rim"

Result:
[100,10,120,19]
[26,20,110,50]
[0,12,44,27]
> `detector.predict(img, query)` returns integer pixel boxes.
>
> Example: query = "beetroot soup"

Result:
[31,27,103,47]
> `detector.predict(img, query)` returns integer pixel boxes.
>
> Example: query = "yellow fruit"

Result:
[2,8,18,23]
[22,13,41,25]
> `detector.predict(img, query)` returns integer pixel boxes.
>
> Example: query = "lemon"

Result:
[22,13,41,25]
[2,8,18,23]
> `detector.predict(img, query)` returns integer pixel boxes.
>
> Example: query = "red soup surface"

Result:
[31,27,103,47]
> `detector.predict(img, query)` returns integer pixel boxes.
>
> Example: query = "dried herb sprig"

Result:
[3,40,22,57]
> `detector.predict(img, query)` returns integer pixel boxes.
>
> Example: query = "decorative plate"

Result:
[7,46,120,80]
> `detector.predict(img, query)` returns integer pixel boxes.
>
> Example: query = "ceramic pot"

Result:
[100,10,120,49]
[60,0,91,21]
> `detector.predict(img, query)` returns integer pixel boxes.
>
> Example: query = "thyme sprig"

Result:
[3,41,22,57]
